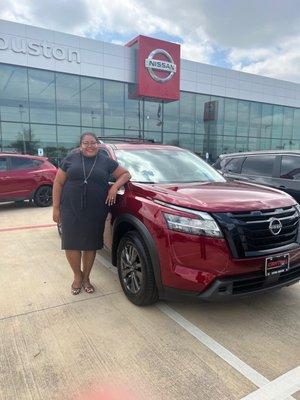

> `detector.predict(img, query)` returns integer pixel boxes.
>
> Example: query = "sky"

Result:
[0,0,300,83]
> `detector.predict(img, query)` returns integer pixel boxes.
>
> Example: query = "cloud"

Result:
[0,0,300,83]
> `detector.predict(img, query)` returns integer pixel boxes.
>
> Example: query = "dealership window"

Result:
[163,132,179,146]
[237,100,250,136]
[194,135,204,155]
[179,92,195,133]
[272,105,283,139]
[249,102,262,138]
[179,133,194,151]
[28,69,56,124]
[163,100,179,133]
[282,107,294,145]
[224,99,237,136]
[81,77,103,128]
[57,125,81,160]
[222,135,236,153]
[29,124,57,158]
[195,94,211,135]
[261,104,273,138]
[56,73,80,126]
[235,136,249,152]
[1,121,30,153]
[0,65,29,123]
[125,85,142,132]
[104,80,125,130]
[293,109,300,140]
[144,131,162,143]
[144,100,163,133]
[242,155,276,176]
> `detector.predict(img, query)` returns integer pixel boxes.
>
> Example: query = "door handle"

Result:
[279,185,286,189]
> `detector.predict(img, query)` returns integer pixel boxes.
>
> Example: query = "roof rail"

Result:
[98,136,157,144]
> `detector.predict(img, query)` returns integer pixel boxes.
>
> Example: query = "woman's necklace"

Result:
[81,152,98,184]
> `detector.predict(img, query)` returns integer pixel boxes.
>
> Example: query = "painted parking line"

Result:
[240,366,300,400]
[96,253,297,400]
[0,223,56,232]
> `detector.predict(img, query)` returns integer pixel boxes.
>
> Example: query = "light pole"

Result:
[90,110,96,130]
[18,104,27,154]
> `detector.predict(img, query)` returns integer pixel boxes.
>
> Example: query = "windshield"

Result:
[115,149,225,184]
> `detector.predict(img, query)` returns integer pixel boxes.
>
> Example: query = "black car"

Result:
[213,150,300,202]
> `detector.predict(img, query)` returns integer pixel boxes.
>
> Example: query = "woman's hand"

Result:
[53,207,60,223]
[105,185,118,206]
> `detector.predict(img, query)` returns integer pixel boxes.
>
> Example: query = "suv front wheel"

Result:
[117,231,158,306]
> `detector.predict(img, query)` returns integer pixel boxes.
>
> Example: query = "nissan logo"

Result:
[269,218,282,235]
[145,48,176,83]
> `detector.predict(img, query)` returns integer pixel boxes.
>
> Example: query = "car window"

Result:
[280,155,300,180]
[10,157,42,170]
[115,149,225,183]
[224,157,245,174]
[241,155,275,176]
[0,157,8,171]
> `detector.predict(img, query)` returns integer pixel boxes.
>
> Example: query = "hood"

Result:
[131,181,295,213]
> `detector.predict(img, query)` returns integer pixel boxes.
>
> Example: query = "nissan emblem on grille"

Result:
[269,218,282,235]
[145,48,176,82]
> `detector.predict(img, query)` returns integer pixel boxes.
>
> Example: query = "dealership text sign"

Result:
[126,35,180,101]
[0,34,80,63]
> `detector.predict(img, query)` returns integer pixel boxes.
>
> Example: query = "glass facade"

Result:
[0,63,299,165]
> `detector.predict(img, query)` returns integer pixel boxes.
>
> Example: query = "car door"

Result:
[222,156,245,181]
[238,154,277,186]
[0,156,11,200]
[6,157,40,199]
[271,155,300,202]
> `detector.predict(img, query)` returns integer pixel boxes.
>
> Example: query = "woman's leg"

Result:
[65,250,82,293]
[82,250,96,292]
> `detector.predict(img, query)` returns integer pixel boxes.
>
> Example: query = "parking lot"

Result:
[0,203,299,400]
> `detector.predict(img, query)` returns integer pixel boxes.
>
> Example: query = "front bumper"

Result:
[163,264,300,301]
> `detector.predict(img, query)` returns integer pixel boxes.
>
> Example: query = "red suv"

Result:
[0,153,57,206]
[99,142,300,305]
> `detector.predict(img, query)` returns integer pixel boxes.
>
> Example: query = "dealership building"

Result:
[0,19,299,164]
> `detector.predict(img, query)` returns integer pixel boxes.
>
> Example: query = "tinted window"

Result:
[224,157,245,173]
[241,155,275,176]
[10,157,42,170]
[0,157,7,171]
[280,155,300,180]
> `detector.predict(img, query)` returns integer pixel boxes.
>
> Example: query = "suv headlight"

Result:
[163,212,223,238]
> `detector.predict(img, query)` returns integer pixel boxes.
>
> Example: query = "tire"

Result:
[33,185,52,207]
[117,231,158,306]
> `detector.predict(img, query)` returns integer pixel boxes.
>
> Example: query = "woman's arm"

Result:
[52,168,67,222]
[105,166,131,206]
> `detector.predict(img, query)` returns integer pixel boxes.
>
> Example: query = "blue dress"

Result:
[60,151,118,250]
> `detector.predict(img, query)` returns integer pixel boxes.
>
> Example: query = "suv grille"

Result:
[213,206,300,258]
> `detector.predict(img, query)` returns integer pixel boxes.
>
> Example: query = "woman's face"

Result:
[80,134,99,157]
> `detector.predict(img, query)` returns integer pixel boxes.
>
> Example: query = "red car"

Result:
[98,142,300,305]
[0,153,57,206]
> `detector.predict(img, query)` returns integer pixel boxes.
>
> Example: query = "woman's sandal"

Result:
[71,285,82,295]
[83,283,95,294]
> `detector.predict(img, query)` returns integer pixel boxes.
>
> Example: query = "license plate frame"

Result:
[265,253,290,276]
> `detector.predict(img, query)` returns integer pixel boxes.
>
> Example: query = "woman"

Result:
[52,132,131,295]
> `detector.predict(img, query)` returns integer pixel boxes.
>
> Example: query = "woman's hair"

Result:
[79,132,99,144]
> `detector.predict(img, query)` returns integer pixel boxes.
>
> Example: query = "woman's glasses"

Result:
[81,142,98,147]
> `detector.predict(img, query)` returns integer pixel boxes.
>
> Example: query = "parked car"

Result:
[213,150,300,202]
[0,153,57,206]
[59,142,300,305]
